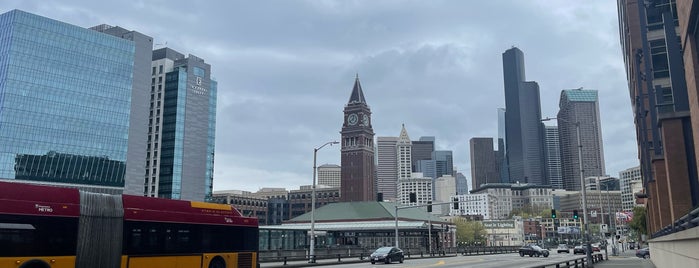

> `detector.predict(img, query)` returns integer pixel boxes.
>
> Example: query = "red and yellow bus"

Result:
[0,181,258,268]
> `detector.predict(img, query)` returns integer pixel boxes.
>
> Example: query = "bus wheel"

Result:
[209,256,226,268]
[19,260,50,268]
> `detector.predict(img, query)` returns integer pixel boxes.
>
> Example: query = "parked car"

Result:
[573,245,587,255]
[636,247,650,259]
[370,246,404,264]
[629,241,636,249]
[591,244,601,252]
[557,244,570,253]
[518,244,550,257]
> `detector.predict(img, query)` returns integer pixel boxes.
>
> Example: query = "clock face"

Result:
[348,113,358,125]
[361,114,369,126]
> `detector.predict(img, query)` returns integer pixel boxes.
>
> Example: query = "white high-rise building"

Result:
[377,137,398,201]
[318,164,341,188]
[397,125,413,180]
[435,175,457,202]
[619,166,642,212]
[451,193,500,219]
[397,173,432,205]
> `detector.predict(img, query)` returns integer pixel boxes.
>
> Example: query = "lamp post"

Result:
[542,117,593,266]
[601,177,617,256]
[309,141,338,263]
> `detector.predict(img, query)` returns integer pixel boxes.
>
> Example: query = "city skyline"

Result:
[0,1,637,192]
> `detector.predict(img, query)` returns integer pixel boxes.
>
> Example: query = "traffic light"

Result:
[573,210,579,220]
[409,192,417,203]
[453,197,459,209]
[551,209,557,218]
[427,201,432,212]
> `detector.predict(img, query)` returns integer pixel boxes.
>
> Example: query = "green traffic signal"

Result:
[551,209,557,218]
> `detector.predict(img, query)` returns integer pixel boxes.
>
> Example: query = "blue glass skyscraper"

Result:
[0,10,152,193]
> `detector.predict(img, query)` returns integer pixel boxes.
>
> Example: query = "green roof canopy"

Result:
[286,201,447,224]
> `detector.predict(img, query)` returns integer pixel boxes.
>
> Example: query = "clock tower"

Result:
[340,75,376,202]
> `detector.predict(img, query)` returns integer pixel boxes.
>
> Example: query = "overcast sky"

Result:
[3,0,637,193]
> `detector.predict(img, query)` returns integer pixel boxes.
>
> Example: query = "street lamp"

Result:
[309,140,339,263]
[542,117,593,266]
[600,177,617,256]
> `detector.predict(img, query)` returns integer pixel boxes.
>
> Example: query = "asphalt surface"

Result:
[261,252,596,268]
[595,248,656,268]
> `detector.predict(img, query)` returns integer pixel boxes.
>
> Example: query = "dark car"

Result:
[370,246,404,264]
[629,242,636,249]
[557,244,570,253]
[636,247,650,259]
[518,244,550,257]
[573,245,587,255]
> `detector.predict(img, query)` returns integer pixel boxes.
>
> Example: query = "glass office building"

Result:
[147,48,216,201]
[0,10,139,192]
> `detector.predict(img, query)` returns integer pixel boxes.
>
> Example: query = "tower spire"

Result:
[348,74,366,104]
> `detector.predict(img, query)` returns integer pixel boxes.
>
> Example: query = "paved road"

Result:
[262,252,590,268]
[595,249,656,268]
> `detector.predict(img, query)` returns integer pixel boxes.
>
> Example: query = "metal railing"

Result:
[259,246,515,264]
[526,253,605,268]
[651,206,699,239]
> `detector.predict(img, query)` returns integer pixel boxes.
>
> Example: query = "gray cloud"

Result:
[1,0,638,192]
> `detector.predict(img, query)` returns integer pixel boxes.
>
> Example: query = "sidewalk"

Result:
[595,248,655,268]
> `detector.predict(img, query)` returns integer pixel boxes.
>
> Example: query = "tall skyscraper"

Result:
[619,0,699,235]
[502,47,546,185]
[433,150,454,179]
[455,172,469,195]
[0,10,151,193]
[557,89,605,191]
[543,125,563,189]
[90,24,153,196]
[411,136,435,172]
[145,48,217,201]
[376,137,398,200]
[340,75,376,202]
[469,138,499,189]
[318,164,341,188]
[497,108,509,183]
[397,125,413,180]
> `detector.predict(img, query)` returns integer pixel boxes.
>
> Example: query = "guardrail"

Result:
[652,206,699,239]
[526,253,605,268]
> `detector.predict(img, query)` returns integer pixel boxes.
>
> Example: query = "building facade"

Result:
[340,76,376,202]
[451,193,499,220]
[411,136,435,172]
[497,108,510,183]
[469,137,500,189]
[455,172,469,195]
[397,125,413,180]
[318,164,341,188]
[143,47,217,201]
[212,190,268,224]
[557,89,606,191]
[288,186,340,220]
[0,10,151,193]
[543,125,563,189]
[619,166,642,212]
[618,0,699,235]
[397,174,433,206]
[502,47,546,185]
[376,137,398,201]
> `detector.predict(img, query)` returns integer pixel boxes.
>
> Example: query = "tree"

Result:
[629,206,647,237]
[454,217,487,246]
